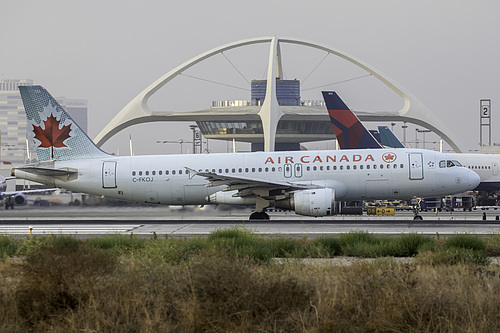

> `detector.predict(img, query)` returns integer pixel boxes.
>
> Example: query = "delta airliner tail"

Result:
[19,86,109,161]
[322,91,382,149]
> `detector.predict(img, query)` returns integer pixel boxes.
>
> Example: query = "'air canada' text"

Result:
[264,154,381,165]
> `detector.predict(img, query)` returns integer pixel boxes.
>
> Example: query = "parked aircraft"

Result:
[324,91,499,193]
[11,86,479,219]
[0,174,57,209]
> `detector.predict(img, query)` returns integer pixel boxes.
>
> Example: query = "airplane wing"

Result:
[2,188,59,197]
[186,167,322,198]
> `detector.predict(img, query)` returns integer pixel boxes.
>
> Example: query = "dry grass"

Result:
[1,232,500,332]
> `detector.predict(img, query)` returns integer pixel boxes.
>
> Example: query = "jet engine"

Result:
[13,193,28,206]
[275,188,335,217]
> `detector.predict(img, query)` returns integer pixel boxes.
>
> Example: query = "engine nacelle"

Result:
[13,193,28,206]
[276,188,335,217]
[206,191,256,205]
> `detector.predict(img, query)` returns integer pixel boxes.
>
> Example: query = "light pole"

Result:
[417,129,431,149]
[402,122,407,147]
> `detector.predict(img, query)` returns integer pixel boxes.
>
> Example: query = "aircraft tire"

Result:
[413,215,423,220]
[249,212,270,220]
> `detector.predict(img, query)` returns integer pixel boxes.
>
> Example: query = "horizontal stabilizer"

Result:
[13,167,78,177]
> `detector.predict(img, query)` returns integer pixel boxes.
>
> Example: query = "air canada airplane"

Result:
[324,90,500,194]
[11,86,479,219]
[375,126,500,192]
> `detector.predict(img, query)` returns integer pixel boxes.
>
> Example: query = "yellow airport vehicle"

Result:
[366,207,395,215]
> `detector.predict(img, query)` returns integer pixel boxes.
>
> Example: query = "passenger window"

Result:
[219,169,222,173]
[313,166,317,171]
[360,165,363,170]
[239,168,242,173]
[258,167,262,172]
[340,166,343,170]
[145,171,149,176]
[353,165,357,170]
[265,167,269,172]
[380,164,384,169]
[252,168,255,172]
[327,166,330,171]
[232,168,235,173]
[172,170,176,175]
[346,165,350,170]
[307,166,311,171]
[393,164,397,169]
[245,168,249,172]
[139,171,143,176]
[272,167,275,172]
[132,171,136,176]
[333,166,337,170]
[159,171,162,175]
[165,170,169,175]
[152,171,156,175]
[367,165,370,169]
[400,164,404,168]
[179,170,182,175]
[373,165,377,169]
[320,166,323,171]
[225,169,229,173]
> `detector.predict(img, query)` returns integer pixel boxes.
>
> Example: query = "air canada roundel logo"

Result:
[382,152,397,163]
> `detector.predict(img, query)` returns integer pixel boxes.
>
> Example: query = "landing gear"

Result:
[412,198,423,221]
[249,211,270,220]
[4,198,14,209]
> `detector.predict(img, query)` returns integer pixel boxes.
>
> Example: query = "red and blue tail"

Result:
[322,91,382,149]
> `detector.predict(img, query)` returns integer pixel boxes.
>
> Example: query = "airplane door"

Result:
[102,161,117,188]
[294,163,303,178]
[409,153,423,180]
[284,163,292,178]
[493,162,498,176]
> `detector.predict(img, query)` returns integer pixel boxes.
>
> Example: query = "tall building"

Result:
[0,79,88,164]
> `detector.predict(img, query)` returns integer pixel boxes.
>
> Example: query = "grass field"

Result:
[1,229,500,332]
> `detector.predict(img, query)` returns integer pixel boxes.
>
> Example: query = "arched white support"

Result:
[94,36,463,152]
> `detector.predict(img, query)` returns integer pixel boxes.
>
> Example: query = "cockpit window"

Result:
[439,160,446,168]
[452,160,462,167]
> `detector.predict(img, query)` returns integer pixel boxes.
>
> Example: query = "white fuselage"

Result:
[14,149,479,206]
[448,153,500,192]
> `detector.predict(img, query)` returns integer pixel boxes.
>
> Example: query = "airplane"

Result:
[324,91,500,193]
[10,86,479,220]
[0,174,57,209]
[376,125,500,192]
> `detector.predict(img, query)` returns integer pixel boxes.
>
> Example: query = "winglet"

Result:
[185,167,199,180]
[322,91,382,149]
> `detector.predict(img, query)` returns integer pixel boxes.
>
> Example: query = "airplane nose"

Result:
[467,169,480,189]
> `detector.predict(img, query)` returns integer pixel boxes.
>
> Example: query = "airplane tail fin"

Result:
[19,85,110,161]
[378,126,405,148]
[322,91,382,149]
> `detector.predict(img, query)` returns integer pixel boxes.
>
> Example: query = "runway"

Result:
[1,205,500,238]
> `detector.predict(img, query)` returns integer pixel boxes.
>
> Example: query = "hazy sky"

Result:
[2,0,500,155]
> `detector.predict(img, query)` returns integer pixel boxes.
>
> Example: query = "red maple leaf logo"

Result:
[382,152,397,163]
[33,114,72,158]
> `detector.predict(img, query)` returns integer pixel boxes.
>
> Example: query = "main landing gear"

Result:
[249,211,270,220]
[4,197,14,210]
[412,198,423,220]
